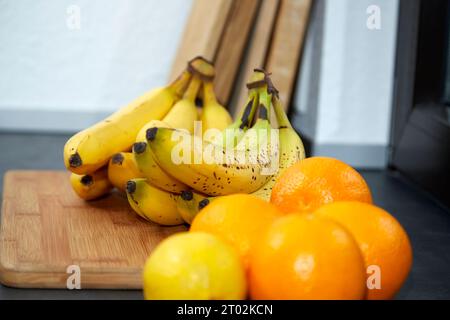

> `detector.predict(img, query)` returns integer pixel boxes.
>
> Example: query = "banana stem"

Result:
[246,90,261,128]
[236,90,256,119]
[234,70,266,117]
[183,76,202,102]
[257,87,272,123]
[169,70,191,97]
[249,70,266,84]
[189,57,215,79]
[272,96,292,129]
[230,90,258,130]
[202,81,217,105]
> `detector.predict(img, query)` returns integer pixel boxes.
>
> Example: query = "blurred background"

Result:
[0,0,449,299]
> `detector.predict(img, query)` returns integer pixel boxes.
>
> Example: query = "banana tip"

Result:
[69,153,82,168]
[126,180,136,194]
[111,153,124,165]
[80,175,93,186]
[146,127,158,141]
[198,199,210,210]
[133,142,147,154]
[181,190,194,201]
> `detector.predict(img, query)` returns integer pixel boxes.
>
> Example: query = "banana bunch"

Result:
[70,167,112,201]
[131,58,230,194]
[175,97,306,223]
[64,57,192,199]
[65,57,232,217]
[127,70,305,225]
[65,57,305,227]
[125,73,262,225]
[64,68,191,175]
[172,72,305,224]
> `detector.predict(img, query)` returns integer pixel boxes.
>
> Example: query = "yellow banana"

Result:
[146,82,274,196]
[70,167,112,200]
[133,107,191,194]
[125,179,184,226]
[135,120,187,193]
[200,80,232,132]
[160,75,201,133]
[133,77,263,219]
[132,139,188,193]
[132,83,258,194]
[175,190,209,224]
[250,95,305,200]
[132,58,214,193]
[135,57,215,142]
[107,152,144,192]
[174,76,306,222]
[146,127,272,196]
[221,70,265,148]
[135,120,169,143]
[135,120,189,194]
[64,70,191,174]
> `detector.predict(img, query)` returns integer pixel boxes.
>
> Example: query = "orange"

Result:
[315,201,413,300]
[249,214,366,300]
[190,194,282,269]
[271,157,372,213]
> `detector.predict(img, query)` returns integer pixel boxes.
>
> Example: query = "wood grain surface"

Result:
[213,0,260,105]
[0,171,187,289]
[232,0,281,116]
[169,0,234,81]
[266,0,312,111]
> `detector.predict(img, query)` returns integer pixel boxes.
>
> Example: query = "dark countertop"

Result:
[1,132,449,300]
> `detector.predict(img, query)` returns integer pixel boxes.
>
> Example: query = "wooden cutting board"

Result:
[266,0,312,111]
[0,171,187,289]
[232,0,281,116]
[213,0,260,105]
[169,0,234,81]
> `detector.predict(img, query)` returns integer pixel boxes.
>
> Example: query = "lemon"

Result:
[143,232,247,300]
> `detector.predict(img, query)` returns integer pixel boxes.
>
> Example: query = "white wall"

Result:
[0,0,192,131]
[293,0,399,168]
